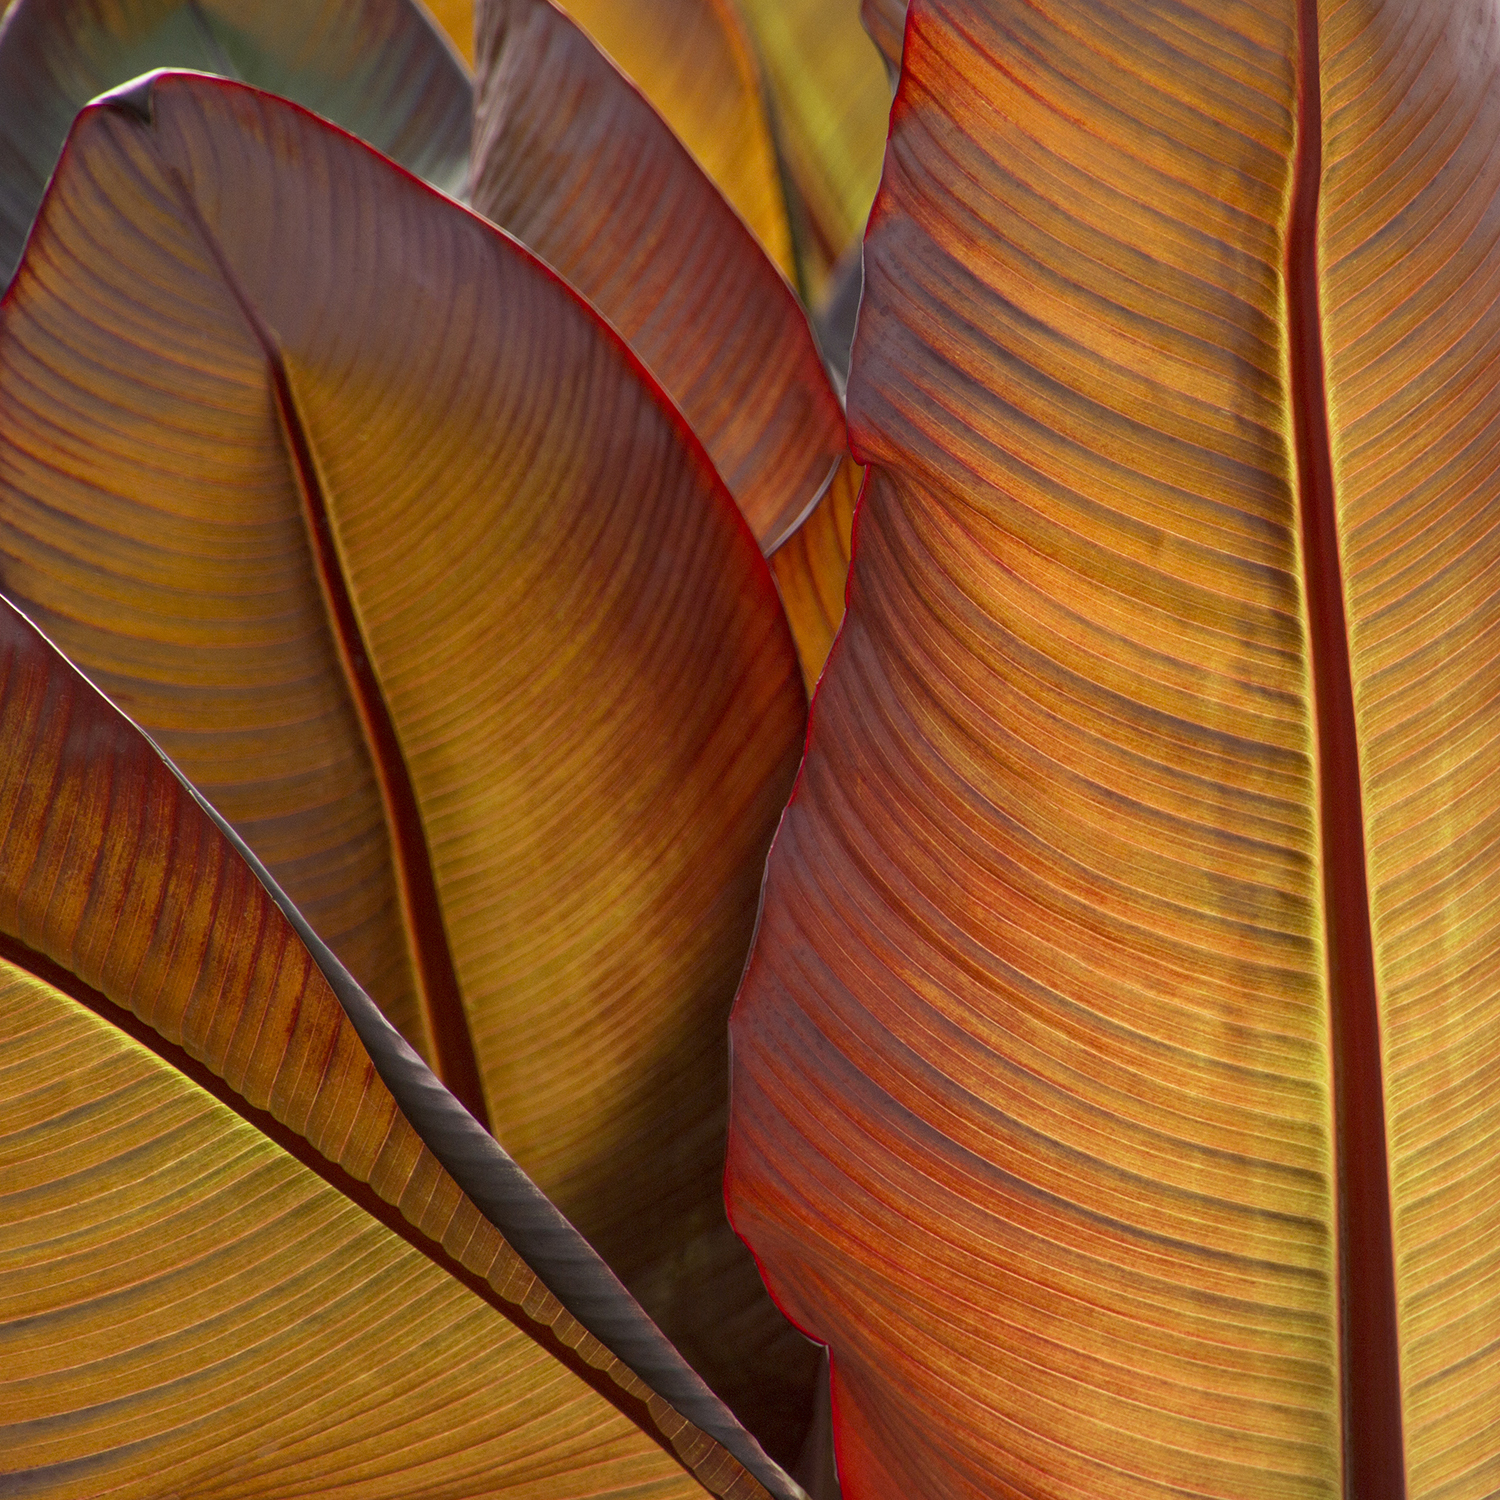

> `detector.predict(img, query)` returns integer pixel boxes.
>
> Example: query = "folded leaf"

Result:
[0,70,811,1458]
[471,0,847,554]
[728,0,1500,1493]
[734,0,889,300]
[0,0,470,287]
[0,594,796,1500]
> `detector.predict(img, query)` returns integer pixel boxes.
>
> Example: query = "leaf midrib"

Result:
[155,155,491,1131]
[1286,1,1404,1489]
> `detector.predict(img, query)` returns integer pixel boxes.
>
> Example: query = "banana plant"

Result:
[4,0,1500,1496]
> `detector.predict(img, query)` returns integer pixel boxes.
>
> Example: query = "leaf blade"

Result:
[0,594,788,1500]
[0,68,815,1459]
[470,0,847,552]
[726,1,1366,1494]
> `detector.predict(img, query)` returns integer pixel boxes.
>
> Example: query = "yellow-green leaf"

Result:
[0,594,792,1499]
[734,0,890,301]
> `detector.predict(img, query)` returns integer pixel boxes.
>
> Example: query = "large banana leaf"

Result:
[0,593,800,1500]
[0,70,812,1458]
[727,0,1500,1494]
[0,0,470,286]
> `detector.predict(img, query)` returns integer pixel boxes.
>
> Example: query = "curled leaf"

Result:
[859,0,904,77]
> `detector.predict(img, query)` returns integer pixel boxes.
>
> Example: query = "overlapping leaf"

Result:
[471,0,847,556]
[727,0,1500,1494]
[859,0,905,76]
[0,0,470,285]
[0,594,798,1500]
[469,0,861,680]
[0,70,813,1457]
[767,455,860,694]
[550,0,794,279]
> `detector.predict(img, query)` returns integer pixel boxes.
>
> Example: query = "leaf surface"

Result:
[549,0,793,279]
[768,455,861,695]
[0,594,795,1500]
[425,0,477,62]
[471,0,847,555]
[0,70,812,1458]
[726,0,1500,1495]
[0,0,470,286]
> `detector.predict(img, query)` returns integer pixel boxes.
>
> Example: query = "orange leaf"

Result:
[0,70,811,1458]
[728,0,1500,1494]
[0,593,797,1499]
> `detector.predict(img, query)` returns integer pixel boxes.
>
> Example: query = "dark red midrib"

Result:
[0,934,686,1453]
[1286,4,1405,1492]
[167,174,490,1130]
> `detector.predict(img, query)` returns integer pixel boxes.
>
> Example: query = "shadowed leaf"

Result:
[0,0,470,286]
[0,70,813,1459]
[0,593,800,1500]
[471,0,847,556]
[727,0,1500,1494]
[768,455,860,695]
[858,0,904,76]
[734,0,889,302]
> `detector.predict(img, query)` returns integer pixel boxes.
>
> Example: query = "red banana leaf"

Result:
[542,0,796,280]
[0,592,800,1500]
[0,70,811,1458]
[0,0,470,285]
[470,0,845,556]
[727,0,1500,1495]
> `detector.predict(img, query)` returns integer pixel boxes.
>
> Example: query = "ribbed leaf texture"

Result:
[0,594,798,1500]
[727,0,1500,1495]
[0,70,812,1460]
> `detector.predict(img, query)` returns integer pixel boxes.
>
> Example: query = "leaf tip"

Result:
[96,70,158,126]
